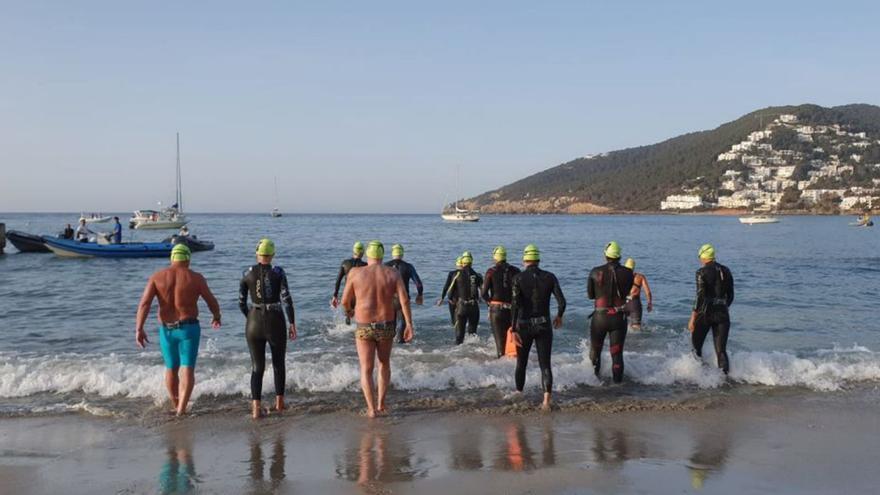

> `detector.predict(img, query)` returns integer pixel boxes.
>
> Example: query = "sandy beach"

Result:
[2,390,877,494]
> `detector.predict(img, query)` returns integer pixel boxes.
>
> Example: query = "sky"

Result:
[1,1,878,213]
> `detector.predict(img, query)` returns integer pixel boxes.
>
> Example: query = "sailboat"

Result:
[129,133,189,230]
[271,177,282,217]
[441,166,480,222]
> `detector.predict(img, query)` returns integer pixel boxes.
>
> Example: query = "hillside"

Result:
[465,104,880,213]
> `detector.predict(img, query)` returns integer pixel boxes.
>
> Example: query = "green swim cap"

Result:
[353,241,365,255]
[493,245,507,261]
[170,243,191,262]
[624,258,635,270]
[523,244,540,262]
[366,240,384,260]
[698,243,715,260]
[391,244,404,257]
[459,250,472,265]
[256,238,275,256]
[604,241,621,259]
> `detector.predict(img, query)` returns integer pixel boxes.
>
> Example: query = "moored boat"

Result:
[441,208,480,222]
[161,234,215,252]
[130,133,189,230]
[739,215,779,225]
[5,230,50,253]
[79,213,112,224]
[43,237,175,258]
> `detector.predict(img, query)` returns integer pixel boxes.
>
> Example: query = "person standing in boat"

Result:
[74,219,93,242]
[239,239,297,419]
[112,217,123,244]
[62,224,74,240]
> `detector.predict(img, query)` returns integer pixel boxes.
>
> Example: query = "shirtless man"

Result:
[624,258,653,331]
[341,240,414,418]
[135,244,222,416]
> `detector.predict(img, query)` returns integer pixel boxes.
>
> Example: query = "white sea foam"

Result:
[1,344,879,405]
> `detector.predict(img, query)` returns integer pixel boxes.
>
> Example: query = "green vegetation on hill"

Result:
[468,104,880,211]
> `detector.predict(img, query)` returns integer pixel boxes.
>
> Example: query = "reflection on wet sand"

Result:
[335,424,429,489]
[248,433,286,494]
[448,427,484,471]
[593,426,648,467]
[687,426,732,490]
[159,430,198,495]
[491,420,556,472]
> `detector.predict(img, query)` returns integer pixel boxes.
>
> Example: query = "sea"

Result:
[1,213,879,417]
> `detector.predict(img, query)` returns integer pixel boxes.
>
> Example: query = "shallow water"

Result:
[1,213,879,415]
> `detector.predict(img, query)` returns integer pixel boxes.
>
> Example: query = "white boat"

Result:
[79,213,112,224]
[271,177,282,217]
[441,166,480,222]
[441,208,480,222]
[739,215,780,225]
[130,133,190,230]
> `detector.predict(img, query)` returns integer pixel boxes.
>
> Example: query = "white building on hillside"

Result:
[660,195,705,210]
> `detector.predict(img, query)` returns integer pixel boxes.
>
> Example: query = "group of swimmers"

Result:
[134,239,734,418]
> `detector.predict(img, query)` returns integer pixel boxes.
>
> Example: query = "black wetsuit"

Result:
[448,266,483,344]
[239,264,296,401]
[511,265,566,393]
[692,261,735,374]
[588,260,634,383]
[385,258,424,343]
[482,261,521,357]
[334,257,366,324]
[440,269,459,325]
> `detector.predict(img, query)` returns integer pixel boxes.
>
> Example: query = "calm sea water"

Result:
[1,213,878,416]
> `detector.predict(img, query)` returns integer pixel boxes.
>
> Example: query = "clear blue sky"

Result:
[1,1,877,213]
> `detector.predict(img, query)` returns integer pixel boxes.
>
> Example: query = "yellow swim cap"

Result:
[366,240,384,260]
[493,245,507,261]
[353,241,365,255]
[391,244,404,257]
[604,241,621,259]
[698,243,715,260]
[256,238,275,256]
[461,250,473,265]
[170,243,191,262]
[456,256,464,267]
[523,244,540,262]
[624,258,635,270]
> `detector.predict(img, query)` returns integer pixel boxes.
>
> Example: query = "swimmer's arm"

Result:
[280,271,296,324]
[411,265,424,297]
[480,268,493,304]
[510,276,522,330]
[641,276,653,305]
[587,270,596,300]
[199,276,222,326]
[726,269,735,306]
[340,272,356,314]
[333,263,346,298]
[238,275,249,317]
[397,275,414,341]
[552,274,566,320]
[135,277,157,333]
[135,277,157,347]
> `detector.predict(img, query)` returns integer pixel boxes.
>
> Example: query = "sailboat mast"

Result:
[176,132,182,213]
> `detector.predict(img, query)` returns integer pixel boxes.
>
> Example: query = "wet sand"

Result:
[1,393,878,494]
